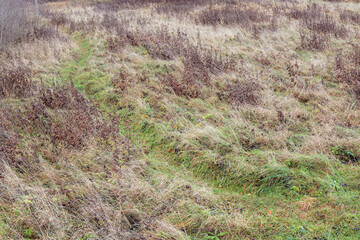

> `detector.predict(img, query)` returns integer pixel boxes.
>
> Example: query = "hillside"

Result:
[1,0,360,239]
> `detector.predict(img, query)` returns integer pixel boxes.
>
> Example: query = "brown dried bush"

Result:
[49,12,69,26]
[291,4,347,51]
[340,10,360,24]
[112,72,131,92]
[299,30,330,51]
[0,127,19,168]
[195,5,271,28]
[19,84,119,149]
[335,46,360,97]
[94,0,161,10]
[142,26,236,74]
[303,14,347,38]
[289,4,323,21]
[0,66,33,98]
[162,72,197,97]
[226,80,262,107]
[106,36,124,52]
[0,104,39,171]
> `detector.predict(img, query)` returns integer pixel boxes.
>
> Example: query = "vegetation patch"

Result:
[1,0,360,239]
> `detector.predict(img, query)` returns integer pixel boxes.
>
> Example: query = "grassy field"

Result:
[1,0,360,239]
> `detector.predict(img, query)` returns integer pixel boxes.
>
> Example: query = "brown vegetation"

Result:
[1,0,360,239]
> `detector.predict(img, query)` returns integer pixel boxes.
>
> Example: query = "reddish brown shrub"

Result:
[0,105,35,171]
[101,13,119,31]
[195,5,271,28]
[112,72,131,92]
[0,128,19,167]
[335,46,360,97]
[291,4,347,48]
[340,10,360,24]
[226,80,262,107]
[106,36,124,52]
[50,12,69,26]
[303,14,347,38]
[287,62,300,80]
[0,66,33,98]
[299,30,330,51]
[162,72,200,98]
[21,84,119,148]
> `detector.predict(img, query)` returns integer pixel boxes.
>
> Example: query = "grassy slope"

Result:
[1,0,360,239]
[60,32,360,238]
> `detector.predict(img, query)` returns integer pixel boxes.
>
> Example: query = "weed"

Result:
[226,79,262,107]
[330,145,357,163]
[340,10,360,25]
[23,227,37,239]
[202,229,227,240]
[162,72,200,98]
[49,12,69,27]
[294,4,347,51]
[195,4,270,29]
[299,30,330,51]
[0,66,33,98]
[335,45,360,97]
